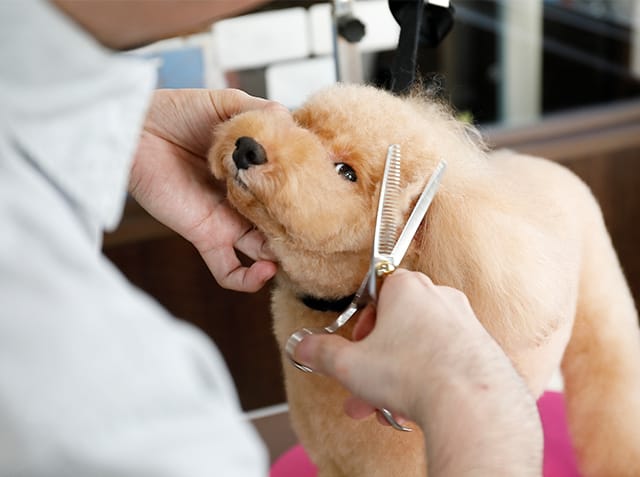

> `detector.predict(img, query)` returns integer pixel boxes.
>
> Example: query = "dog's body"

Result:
[210,84,640,477]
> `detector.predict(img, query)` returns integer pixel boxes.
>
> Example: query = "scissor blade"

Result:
[369,145,403,299]
[390,160,447,266]
[373,144,403,258]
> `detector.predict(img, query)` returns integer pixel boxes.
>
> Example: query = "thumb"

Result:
[294,333,356,381]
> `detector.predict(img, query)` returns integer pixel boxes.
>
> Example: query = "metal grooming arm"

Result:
[332,0,366,83]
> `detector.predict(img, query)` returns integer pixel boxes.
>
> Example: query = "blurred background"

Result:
[103,0,640,462]
[127,0,640,121]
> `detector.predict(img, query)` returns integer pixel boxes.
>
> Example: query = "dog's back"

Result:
[415,147,640,476]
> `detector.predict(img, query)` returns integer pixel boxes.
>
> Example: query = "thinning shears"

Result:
[286,144,447,431]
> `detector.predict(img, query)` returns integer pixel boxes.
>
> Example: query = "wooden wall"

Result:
[104,98,640,411]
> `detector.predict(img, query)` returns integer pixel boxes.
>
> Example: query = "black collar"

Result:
[300,293,356,313]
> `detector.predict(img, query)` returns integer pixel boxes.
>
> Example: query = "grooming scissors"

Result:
[285,144,447,431]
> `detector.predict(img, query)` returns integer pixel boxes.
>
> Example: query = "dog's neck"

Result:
[299,293,356,313]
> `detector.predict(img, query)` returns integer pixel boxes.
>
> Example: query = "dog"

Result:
[209,83,640,477]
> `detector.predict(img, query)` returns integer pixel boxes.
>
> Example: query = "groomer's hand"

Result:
[294,269,542,476]
[130,89,288,292]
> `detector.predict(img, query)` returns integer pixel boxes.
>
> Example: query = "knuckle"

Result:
[225,87,246,99]
[451,288,471,308]
[439,286,473,314]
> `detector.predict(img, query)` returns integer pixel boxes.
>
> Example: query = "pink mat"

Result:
[270,391,580,477]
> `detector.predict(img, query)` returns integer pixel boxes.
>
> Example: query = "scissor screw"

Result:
[375,261,396,277]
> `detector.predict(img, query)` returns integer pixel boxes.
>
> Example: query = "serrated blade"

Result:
[369,144,403,298]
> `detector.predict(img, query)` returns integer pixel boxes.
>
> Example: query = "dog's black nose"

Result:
[232,136,267,170]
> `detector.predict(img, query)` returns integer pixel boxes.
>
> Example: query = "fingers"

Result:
[292,331,408,419]
[187,199,278,292]
[381,268,433,295]
[145,89,289,159]
[378,269,473,328]
[199,244,277,292]
[234,226,278,262]
[293,333,355,383]
[344,396,377,420]
[383,269,469,308]
[344,396,411,428]
[138,88,284,294]
[352,305,376,341]
[208,88,289,122]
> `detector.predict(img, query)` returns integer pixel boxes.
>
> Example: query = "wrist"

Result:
[414,355,542,475]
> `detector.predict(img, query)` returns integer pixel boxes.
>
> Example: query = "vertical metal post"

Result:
[632,2,640,78]
[332,0,365,84]
[499,0,543,125]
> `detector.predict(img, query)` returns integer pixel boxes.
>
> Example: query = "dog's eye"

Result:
[335,163,357,182]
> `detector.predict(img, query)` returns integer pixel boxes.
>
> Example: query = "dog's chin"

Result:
[226,162,263,202]
[225,175,286,248]
[233,171,250,192]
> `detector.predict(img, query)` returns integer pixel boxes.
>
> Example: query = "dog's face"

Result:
[209,84,449,296]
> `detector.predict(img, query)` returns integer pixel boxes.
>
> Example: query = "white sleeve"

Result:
[0,1,268,476]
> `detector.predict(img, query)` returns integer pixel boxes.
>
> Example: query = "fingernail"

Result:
[395,415,411,426]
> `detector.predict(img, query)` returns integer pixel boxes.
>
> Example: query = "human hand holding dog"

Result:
[130,89,287,292]
[294,269,543,476]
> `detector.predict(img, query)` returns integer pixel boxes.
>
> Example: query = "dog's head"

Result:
[209,84,481,297]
